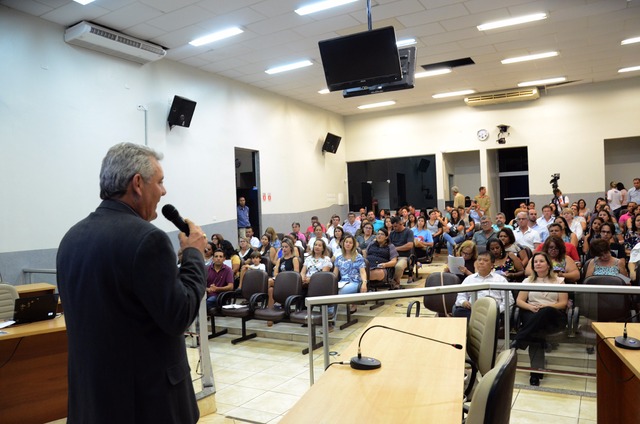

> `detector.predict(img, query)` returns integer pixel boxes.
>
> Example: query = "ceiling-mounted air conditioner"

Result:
[64,21,167,64]
[464,88,539,107]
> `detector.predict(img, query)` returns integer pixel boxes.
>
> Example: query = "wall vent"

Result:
[464,88,539,107]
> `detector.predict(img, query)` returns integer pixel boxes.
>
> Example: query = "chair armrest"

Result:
[406,300,421,317]
[464,358,478,399]
[218,290,237,306]
[249,293,268,310]
[285,294,305,312]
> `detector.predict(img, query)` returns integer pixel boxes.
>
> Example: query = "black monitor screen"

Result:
[319,26,402,92]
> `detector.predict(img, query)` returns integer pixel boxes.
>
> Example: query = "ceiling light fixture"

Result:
[396,38,417,47]
[318,88,330,94]
[189,27,243,47]
[357,100,396,110]
[73,0,95,4]
[501,51,558,64]
[518,76,566,87]
[415,68,451,78]
[295,0,357,16]
[265,60,313,74]
[621,36,640,46]
[477,13,547,31]
[432,89,475,99]
[619,65,640,73]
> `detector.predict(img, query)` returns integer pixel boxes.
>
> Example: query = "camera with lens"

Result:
[550,173,560,190]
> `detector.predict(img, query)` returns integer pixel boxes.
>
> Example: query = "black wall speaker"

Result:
[418,158,430,172]
[167,95,197,129]
[322,133,342,154]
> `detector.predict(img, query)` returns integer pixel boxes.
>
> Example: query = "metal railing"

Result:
[305,282,640,384]
[22,268,56,284]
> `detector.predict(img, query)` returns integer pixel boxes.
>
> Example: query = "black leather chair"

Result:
[254,271,302,325]
[219,270,269,344]
[288,272,338,354]
[407,272,461,317]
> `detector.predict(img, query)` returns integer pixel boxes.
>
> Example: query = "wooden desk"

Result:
[0,316,68,424]
[592,322,640,424]
[282,317,467,423]
[15,282,57,298]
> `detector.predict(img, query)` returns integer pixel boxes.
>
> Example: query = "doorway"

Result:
[235,148,260,237]
[495,147,529,222]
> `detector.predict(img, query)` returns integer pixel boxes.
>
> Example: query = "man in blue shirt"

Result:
[237,197,250,238]
[367,210,384,232]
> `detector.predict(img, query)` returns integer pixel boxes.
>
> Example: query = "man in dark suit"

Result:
[57,142,207,423]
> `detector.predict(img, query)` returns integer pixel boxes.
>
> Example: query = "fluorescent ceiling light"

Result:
[295,0,357,16]
[619,65,640,73]
[518,77,566,87]
[73,0,95,4]
[621,36,640,46]
[357,101,396,110]
[396,38,417,47]
[265,60,313,74]
[477,13,547,31]
[318,88,330,94]
[189,27,243,47]
[501,51,558,64]
[432,89,475,99]
[415,68,451,78]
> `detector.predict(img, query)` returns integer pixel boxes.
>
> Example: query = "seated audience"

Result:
[442,208,467,255]
[329,226,345,259]
[206,249,234,311]
[259,233,277,264]
[624,213,640,256]
[356,221,376,251]
[472,216,498,247]
[527,236,580,283]
[585,238,628,280]
[406,213,418,232]
[443,240,477,278]
[513,211,542,250]
[220,240,241,285]
[291,222,307,244]
[326,214,341,239]
[596,222,626,260]
[511,252,568,386]
[365,228,399,284]
[204,241,214,266]
[342,212,360,237]
[265,226,281,249]
[426,209,444,251]
[384,216,393,234]
[389,216,414,287]
[562,208,584,239]
[536,205,555,229]
[307,224,330,254]
[582,217,603,256]
[576,198,591,221]
[367,210,384,232]
[619,202,637,230]
[210,233,224,250]
[300,239,332,287]
[528,209,549,241]
[541,223,580,262]
[453,251,512,321]
[237,237,253,263]
[306,216,326,237]
[239,251,267,289]
[493,212,513,232]
[412,216,434,261]
[268,239,301,312]
[553,216,578,248]
[245,227,261,249]
[487,238,524,282]
[332,235,367,316]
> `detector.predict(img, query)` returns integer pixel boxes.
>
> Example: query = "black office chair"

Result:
[407,272,461,317]
[254,271,302,325]
[288,272,338,354]
[219,270,269,344]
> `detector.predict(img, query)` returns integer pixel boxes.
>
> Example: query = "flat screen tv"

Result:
[167,95,196,129]
[318,26,402,92]
[322,133,341,154]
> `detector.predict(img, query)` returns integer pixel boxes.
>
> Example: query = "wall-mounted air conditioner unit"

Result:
[64,21,167,64]
[464,88,539,107]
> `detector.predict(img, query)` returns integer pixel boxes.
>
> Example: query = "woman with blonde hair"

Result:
[265,226,281,249]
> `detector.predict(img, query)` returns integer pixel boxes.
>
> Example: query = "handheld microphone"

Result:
[350,324,463,370]
[615,310,640,350]
[161,204,190,236]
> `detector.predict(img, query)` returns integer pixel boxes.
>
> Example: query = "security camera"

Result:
[497,137,507,144]
[497,124,509,133]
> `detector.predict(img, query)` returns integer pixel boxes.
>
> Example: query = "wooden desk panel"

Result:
[15,282,57,298]
[592,322,640,424]
[0,316,68,424]
[282,317,466,423]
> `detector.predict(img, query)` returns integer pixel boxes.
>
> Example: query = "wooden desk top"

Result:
[15,282,57,294]
[0,315,66,341]
[282,317,467,423]
[593,322,640,379]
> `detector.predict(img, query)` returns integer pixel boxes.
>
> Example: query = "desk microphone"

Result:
[350,324,463,370]
[615,310,640,350]
[161,204,190,236]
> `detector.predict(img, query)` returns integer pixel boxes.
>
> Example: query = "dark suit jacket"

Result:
[57,199,206,424]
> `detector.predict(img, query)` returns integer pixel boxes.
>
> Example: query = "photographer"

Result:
[551,188,569,213]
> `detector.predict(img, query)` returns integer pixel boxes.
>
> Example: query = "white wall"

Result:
[0,7,345,256]
[344,78,640,206]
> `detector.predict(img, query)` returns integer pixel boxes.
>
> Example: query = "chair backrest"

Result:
[0,283,19,320]
[273,271,303,305]
[307,272,338,297]
[423,272,461,316]
[241,270,269,299]
[260,255,274,276]
[466,348,517,424]
[467,297,500,375]
[582,275,632,322]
